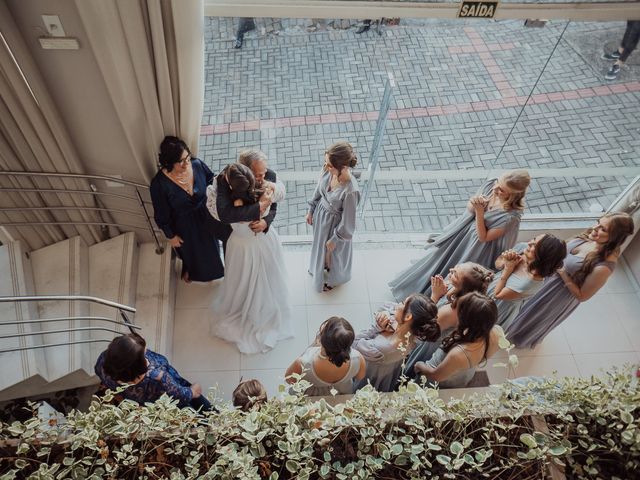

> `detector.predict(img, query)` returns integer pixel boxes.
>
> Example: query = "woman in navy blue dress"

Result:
[150,136,230,282]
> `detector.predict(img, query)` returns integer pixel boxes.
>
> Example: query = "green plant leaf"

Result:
[450,441,463,456]
[519,433,537,449]
[436,455,451,466]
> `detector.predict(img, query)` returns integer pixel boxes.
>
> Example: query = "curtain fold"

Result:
[74,0,205,182]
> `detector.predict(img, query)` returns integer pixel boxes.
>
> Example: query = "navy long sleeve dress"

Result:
[150,159,230,282]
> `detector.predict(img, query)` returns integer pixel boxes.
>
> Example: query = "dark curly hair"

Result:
[158,136,190,173]
[441,292,497,361]
[400,294,440,342]
[103,333,147,383]
[527,234,566,278]
[320,316,355,367]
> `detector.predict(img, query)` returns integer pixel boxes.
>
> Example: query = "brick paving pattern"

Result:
[200,18,640,235]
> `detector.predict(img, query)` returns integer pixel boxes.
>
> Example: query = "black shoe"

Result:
[355,24,371,34]
[605,64,621,81]
[233,38,243,49]
[602,50,621,60]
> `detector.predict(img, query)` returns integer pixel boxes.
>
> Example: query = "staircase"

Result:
[0,233,176,402]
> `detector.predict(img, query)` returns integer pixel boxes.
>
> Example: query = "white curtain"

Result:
[0,1,103,250]
[74,0,205,182]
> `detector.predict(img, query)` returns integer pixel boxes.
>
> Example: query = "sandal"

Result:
[322,283,334,292]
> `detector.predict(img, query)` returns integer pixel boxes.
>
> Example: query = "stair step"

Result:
[0,241,48,391]
[88,232,138,363]
[134,243,176,356]
[30,236,90,384]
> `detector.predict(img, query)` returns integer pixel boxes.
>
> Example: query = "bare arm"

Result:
[558,264,613,302]
[355,353,367,381]
[285,358,303,384]
[471,196,506,242]
[493,257,521,298]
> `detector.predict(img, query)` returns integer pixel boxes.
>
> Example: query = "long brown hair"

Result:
[326,141,357,178]
[447,262,494,307]
[572,212,634,287]
[441,292,497,361]
[232,379,267,411]
[224,163,265,203]
[498,169,530,211]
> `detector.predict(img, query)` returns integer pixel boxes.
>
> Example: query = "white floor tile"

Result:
[513,324,571,358]
[305,251,370,305]
[601,266,636,294]
[175,278,222,309]
[240,306,309,371]
[564,295,634,354]
[306,303,373,344]
[362,249,422,303]
[180,369,241,402]
[512,354,580,379]
[609,292,640,351]
[573,352,640,379]
[172,307,241,372]
[283,251,307,305]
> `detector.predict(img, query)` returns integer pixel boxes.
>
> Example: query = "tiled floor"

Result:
[172,247,640,401]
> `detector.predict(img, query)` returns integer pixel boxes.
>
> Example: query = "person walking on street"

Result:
[604,21,640,81]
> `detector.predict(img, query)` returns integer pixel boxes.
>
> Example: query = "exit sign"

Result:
[458,1,499,18]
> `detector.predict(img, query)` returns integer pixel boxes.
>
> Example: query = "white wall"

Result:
[623,231,640,288]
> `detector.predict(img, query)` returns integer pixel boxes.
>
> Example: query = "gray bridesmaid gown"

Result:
[388,178,521,301]
[506,238,616,348]
[308,170,360,292]
[419,345,479,389]
[298,346,361,396]
[487,243,544,330]
[352,323,408,392]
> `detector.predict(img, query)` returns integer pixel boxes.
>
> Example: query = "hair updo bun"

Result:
[326,141,357,173]
[402,294,440,342]
[320,316,355,367]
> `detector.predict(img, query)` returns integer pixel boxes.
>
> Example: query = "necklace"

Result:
[166,166,193,194]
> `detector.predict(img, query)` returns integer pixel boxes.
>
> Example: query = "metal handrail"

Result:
[0,170,163,254]
[0,206,146,217]
[2,326,140,340]
[1,170,149,189]
[0,295,136,312]
[0,295,139,353]
[0,339,121,354]
[0,316,141,328]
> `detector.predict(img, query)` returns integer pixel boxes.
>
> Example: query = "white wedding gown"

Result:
[206,179,293,354]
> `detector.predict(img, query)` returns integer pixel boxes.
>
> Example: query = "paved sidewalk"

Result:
[200,18,640,235]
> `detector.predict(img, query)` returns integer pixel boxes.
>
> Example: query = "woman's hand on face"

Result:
[375,311,394,332]
[305,212,313,225]
[431,275,448,300]
[501,249,519,262]
[168,235,184,248]
[326,239,336,252]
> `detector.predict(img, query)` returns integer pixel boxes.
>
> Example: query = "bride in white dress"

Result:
[206,163,293,354]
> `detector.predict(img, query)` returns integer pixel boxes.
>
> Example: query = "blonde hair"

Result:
[232,379,267,411]
[238,149,267,169]
[498,169,531,211]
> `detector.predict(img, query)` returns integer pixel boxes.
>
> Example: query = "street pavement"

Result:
[199,17,640,235]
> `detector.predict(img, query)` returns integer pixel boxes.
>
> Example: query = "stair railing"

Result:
[0,170,164,254]
[0,295,139,354]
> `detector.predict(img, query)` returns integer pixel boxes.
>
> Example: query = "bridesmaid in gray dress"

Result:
[401,262,494,383]
[414,292,501,389]
[352,294,440,392]
[306,142,360,292]
[506,213,634,349]
[285,317,366,396]
[389,170,530,301]
[488,234,566,330]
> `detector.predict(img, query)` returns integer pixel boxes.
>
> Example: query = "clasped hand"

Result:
[375,311,396,333]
